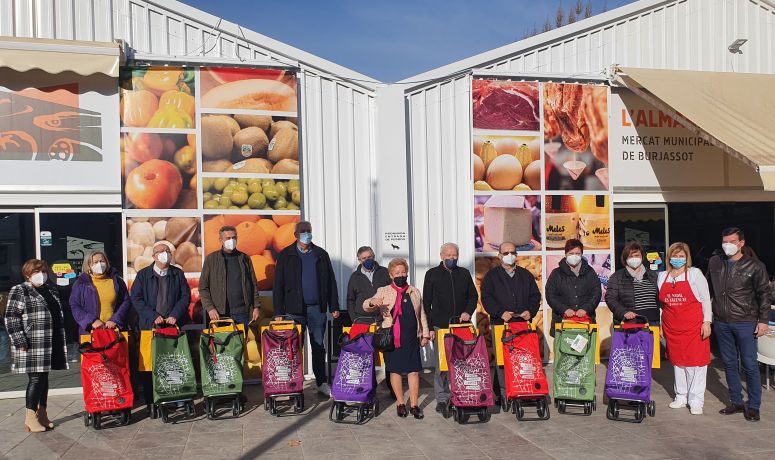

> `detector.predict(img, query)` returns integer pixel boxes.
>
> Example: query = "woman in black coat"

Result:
[546,239,602,330]
[605,242,661,325]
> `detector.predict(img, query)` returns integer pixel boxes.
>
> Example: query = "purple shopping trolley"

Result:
[604,317,656,423]
[329,322,378,424]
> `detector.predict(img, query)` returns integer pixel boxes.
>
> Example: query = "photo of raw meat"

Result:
[472,80,540,131]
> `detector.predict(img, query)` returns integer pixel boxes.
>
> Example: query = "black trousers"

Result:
[26,372,49,410]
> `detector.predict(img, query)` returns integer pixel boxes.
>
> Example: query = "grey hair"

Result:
[294,221,312,234]
[440,242,459,255]
[83,250,111,274]
[357,246,374,257]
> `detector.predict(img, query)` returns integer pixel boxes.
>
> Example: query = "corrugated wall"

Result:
[0,0,378,302]
[406,0,775,283]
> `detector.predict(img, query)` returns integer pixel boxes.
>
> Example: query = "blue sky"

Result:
[185,0,634,81]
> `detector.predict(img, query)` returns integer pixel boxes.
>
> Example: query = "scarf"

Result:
[626,265,646,281]
[391,283,409,348]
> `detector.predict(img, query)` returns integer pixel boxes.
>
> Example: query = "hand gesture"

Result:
[519,311,531,321]
[701,322,711,339]
[623,311,636,320]
[91,319,105,330]
[208,309,220,321]
[105,320,117,329]
[165,317,177,325]
[501,311,513,322]
[251,308,260,323]
[460,312,471,322]
[576,310,588,318]
[153,315,165,325]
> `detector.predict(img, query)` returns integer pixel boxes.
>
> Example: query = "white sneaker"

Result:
[669,399,687,409]
[317,383,331,398]
[689,406,703,415]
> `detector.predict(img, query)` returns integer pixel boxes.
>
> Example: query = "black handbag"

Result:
[372,325,395,352]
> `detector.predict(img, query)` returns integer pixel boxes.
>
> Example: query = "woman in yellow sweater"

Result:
[70,251,131,335]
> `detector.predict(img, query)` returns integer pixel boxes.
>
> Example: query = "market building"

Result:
[1,0,774,396]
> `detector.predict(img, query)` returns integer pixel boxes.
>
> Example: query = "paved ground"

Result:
[1,359,774,460]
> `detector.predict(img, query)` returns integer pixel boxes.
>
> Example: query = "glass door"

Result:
[612,204,668,271]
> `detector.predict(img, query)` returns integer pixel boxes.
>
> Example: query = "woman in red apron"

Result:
[658,242,712,415]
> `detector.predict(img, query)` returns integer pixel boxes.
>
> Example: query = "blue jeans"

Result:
[229,313,250,335]
[288,305,328,387]
[715,321,761,410]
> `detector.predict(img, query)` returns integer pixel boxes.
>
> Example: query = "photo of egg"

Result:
[473,135,541,192]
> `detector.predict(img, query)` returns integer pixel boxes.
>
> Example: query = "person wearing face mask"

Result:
[199,225,262,332]
[605,242,660,325]
[130,242,191,412]
[69,251,130,336]
[706,227,770,422]
[346,246,391,321]
[480,242,542,405]
[364,258,430,419]
[656,242,711,415]
[4,259,68,432]
[273,221,340,397]
[421,242,478,415]
[546,239,602,334]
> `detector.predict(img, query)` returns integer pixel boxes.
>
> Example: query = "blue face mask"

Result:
[362,258,376,270]
[444,258,458,270]
[669,257,687,268]
[299,232,313,244]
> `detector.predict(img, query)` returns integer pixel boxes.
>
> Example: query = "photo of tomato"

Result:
[122,133,198,209]
[120,67,196,128]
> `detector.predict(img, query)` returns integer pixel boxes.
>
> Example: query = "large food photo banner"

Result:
[543,83,608,191]
[474,194,542,253]
[120,67,198,209]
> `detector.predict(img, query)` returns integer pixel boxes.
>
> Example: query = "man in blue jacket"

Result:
[130,242,191,411]
[273,221,340,397]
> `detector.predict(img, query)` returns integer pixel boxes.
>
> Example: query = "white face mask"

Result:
[223,238,237,251]
[566,254,582,267]
[722,242,739,257]
[30,272,46,287]
[91,262,107,275]
[626,257,643,269]
[502,254,517,266]
[157,251,169,264]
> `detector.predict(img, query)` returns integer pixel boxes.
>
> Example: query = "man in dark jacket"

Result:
[346,246,391,321]
[423,242,478,414]
[546,239,602,331]
[481,241,541,405]
[130,242,191,410]
[273,221,339,397]
[707,227,770,422]
[199,225,261,331]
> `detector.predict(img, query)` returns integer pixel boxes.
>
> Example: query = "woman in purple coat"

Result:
[69,251,131,334]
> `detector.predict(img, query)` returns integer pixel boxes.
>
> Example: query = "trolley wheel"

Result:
[584,402,592,415]
[606,400,619,420]
[477,408,490,422]
[374,399,380,418]
[187,401,195,417]
[93,413,102,430]
[83,412,91,427]
[554,399,558,409]
[160,406,169,423]
[557,399,566,414]
[592,395,597,411]
[264,399,270,412]
[120,409,130,426]
[647,401,656,417]
[538,398,551,420]
[232,398,240,417]
[149,404,158,420]
[269,398,278,416]
[328,401,336,421]
[635,403,646,423]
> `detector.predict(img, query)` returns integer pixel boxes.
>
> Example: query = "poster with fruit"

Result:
[120,67,196,129]
[203,214,300,291]
[471,78,613,360]
[126,217,202,276]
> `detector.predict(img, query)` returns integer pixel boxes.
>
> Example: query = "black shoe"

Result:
[718,403,745,415]
[744,408,760,421]
[397,404,408,417]
[435,402,446,413]
[410,406,424,419]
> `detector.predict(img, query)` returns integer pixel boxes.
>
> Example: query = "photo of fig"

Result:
[126,217,202,274]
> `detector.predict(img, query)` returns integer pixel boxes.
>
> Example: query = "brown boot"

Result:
[36,406,54,429]
[24,409,46,433]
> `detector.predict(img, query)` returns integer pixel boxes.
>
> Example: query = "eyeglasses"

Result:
[500,251,517,256]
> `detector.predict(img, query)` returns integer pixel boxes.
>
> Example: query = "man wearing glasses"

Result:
[480,241,542,407]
